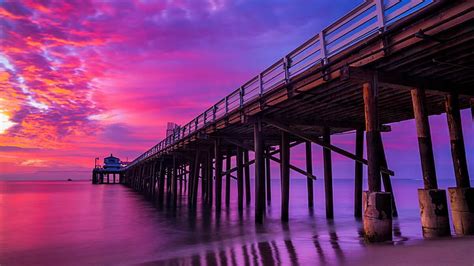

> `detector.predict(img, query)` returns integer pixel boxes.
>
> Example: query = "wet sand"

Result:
[1,180,473,265]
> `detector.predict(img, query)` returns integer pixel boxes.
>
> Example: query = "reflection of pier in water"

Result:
[94,0,473,243]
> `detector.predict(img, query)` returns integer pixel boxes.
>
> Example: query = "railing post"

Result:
[213,105,217,121]
[283,56,290,83]
[195,117,198,130]
[259,74,264,95]
[225,96,229,114]
[319,31,327,64]
[239,87,244,108]
[375,0,385,31]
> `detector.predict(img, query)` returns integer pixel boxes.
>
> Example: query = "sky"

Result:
[0,0,472,181]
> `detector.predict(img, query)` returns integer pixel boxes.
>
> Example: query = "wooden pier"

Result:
[92,169,124,185]
[99,0,473,242]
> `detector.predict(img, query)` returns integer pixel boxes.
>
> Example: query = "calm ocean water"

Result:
[0,178,469,265]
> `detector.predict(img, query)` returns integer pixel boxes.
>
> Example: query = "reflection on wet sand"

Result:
[140,187,410,265]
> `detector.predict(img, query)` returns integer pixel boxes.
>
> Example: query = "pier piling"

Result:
[244,150,251,206]
[265,148,272,205]
[225,149,232,208]
[281,131,290,222]
[237,146,244,212]
[215,139,223,211]
[354,129,364,217]
[363,80,392,242]
[445,93,473,236]
[323,127,334,219]
[254,120,265,224]
[305,142,314,208]
[412,88,450,238]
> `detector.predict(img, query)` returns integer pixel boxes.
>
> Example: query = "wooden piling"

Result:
[446,93,473,236]
[471,98,474,120]
[215,139,223,210]
[363,82,381,192]
[305,141,314,208]
[323,127,334,219]
[207,150,213,206]
[254,120,266,224]
[192,150,201,206]
[363,80,392,242]
[202,157,207,201]
[445,93,470,188]
[354,129,364,217]
[225,149,232,208]
[281,131,290,222]
[411,88,449,237]
[157,162,164,202]
[378,133,398,217]
[244,150,251,206]
[411,88,438,190]
[237,146,244,212]
[265,148,272,205]
[172,156,178,205]
[188,157,195,201]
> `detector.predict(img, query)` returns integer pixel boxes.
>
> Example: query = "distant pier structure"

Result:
[92,154,126,184]
[99,0,473,242]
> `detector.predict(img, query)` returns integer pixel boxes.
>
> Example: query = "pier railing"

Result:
[126,0,434,169]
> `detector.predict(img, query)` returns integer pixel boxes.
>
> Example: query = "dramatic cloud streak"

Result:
[0,0,472,180]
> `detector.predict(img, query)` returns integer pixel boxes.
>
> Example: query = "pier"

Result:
[94,0,473,242]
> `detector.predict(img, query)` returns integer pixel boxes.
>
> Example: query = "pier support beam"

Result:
[207,150,213,206]
[215,139,223,211]
[192,150,201,207]
[411,88,450,238]
[188,158,195,201]
[378,134,398,217]
[237,146,244,212]
[225,149,231,208]
[265,148,272,205]
[281,131,290,222]
[323,127,334,219]
[254,120,266,224]
[445,93,473,236]
[305,141,314,208]
[244,150,251,206]
[354,129,364,217]
[363,80,392,242]
[172,156,178,205]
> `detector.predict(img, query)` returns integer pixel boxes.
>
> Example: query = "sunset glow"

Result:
[0,0,472,180]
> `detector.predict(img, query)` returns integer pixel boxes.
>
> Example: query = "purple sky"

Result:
[0,0,472,181]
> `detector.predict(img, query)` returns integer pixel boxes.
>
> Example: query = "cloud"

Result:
[20,159,48,167]
[6,0,470,181]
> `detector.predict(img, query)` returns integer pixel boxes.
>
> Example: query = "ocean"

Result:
[0,178,472,265]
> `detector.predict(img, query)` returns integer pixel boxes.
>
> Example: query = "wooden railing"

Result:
[126,0,434,169]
